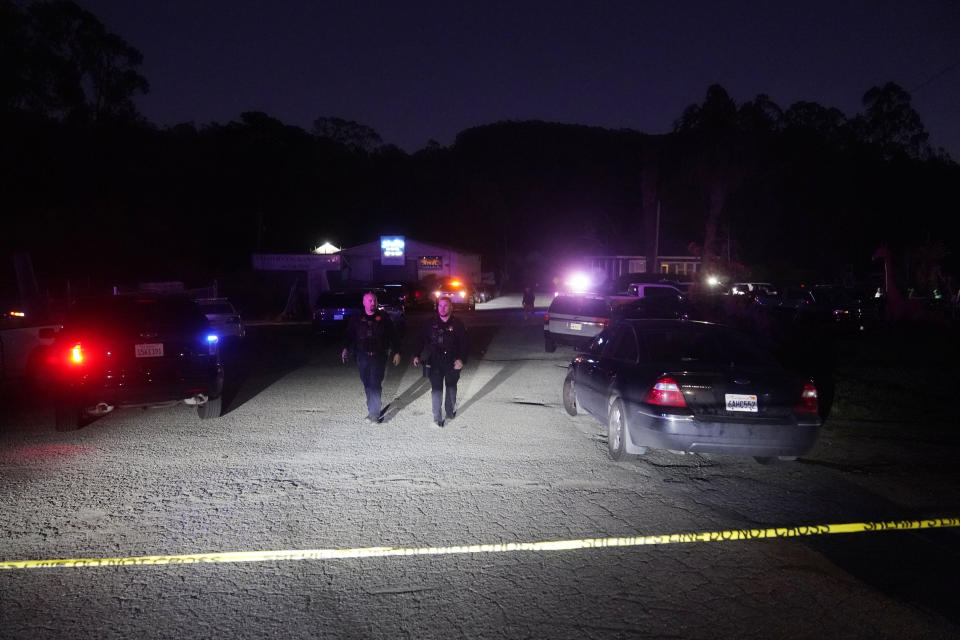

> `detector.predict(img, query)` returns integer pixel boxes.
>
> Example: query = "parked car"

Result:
[471,283,498,303]
[806,285,872,332]
[767,285,871,333]
[432,279,475,311]
[313,288,406,335]
[562,319,822,463]
[625,282,683,298]
[0,308,61,386]
[49,295,224,430]
[313,290,364,334]
[730,282,778,297]
[377,283,410,311]
[195,297,245,339]
[610,295,691,322]
[544,294,613,352]
[405,283,436,310]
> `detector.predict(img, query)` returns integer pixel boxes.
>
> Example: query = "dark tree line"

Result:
[2,0,958,295]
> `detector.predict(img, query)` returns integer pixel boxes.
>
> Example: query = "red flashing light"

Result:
[643,376,687,408]
[70,343,84,365]
[795,380,819,414]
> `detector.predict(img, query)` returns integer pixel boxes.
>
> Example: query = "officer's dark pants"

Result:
[427,364,460,421]
[356,352,386,418]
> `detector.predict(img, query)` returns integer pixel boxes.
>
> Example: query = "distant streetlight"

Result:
[313,242,340,255]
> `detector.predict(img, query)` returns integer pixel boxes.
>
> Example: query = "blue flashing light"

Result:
[207,334,219,343]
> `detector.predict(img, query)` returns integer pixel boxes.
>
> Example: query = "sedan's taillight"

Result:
[544,313,549,325]
[642,376,687,408]
[795,380,819,414]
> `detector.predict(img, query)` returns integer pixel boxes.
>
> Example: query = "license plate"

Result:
[569,322,582,331]
[725,393,757,412]
[333,314,343,320]
[135,343,164,358]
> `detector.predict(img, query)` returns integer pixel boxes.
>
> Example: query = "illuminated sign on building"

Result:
[380,236,405,266]
[418,256,443,270]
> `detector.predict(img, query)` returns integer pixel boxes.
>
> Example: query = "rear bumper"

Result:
[59,365,223,410]
[545,329,594,348]
[624,404,821,457]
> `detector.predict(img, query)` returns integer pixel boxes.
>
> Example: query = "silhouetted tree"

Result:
[312,116,383,153]
[854,82,931,160]
[673,85,744,269]
[2,1,148,122]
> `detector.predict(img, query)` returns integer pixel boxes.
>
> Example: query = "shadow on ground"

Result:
[220,325,319,415]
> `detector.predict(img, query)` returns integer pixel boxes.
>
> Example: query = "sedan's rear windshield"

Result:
[67,297,208,333]
[638,326,775,366]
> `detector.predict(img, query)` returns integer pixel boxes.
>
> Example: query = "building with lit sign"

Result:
[339,238,480,284]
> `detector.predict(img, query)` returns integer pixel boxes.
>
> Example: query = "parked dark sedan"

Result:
[562,319,822,463]
[313,288,405,335]
[49,295,224,430]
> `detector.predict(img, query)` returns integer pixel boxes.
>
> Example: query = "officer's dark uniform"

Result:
[415,313,468,425]
[343,309,400,421]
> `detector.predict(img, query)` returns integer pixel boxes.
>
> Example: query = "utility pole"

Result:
[653,200,661,274]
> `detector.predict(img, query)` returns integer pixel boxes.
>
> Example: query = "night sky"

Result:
[78,0,959,158]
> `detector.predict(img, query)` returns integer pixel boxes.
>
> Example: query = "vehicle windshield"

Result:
[638,326,776,366]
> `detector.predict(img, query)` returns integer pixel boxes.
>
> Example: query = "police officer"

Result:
[413,296,468,427]
[342,291,401,423]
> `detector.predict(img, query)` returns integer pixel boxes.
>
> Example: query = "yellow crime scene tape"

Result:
[1,517,957,570]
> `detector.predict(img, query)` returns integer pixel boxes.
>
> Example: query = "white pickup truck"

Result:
[623,283,683,298]
[0,312,61,384]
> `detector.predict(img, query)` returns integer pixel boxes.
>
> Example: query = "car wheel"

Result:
[544,336,557,352]
[197,395,223,419]
[607,398,627,460]
[54,400,83,431]
[562,373,577,416]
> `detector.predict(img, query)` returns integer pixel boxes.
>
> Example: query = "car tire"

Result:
[197,395,223,420]
[607,398,627,460]
[562,373,577,416]
[544,336,557,353]
[54,400,83,431]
